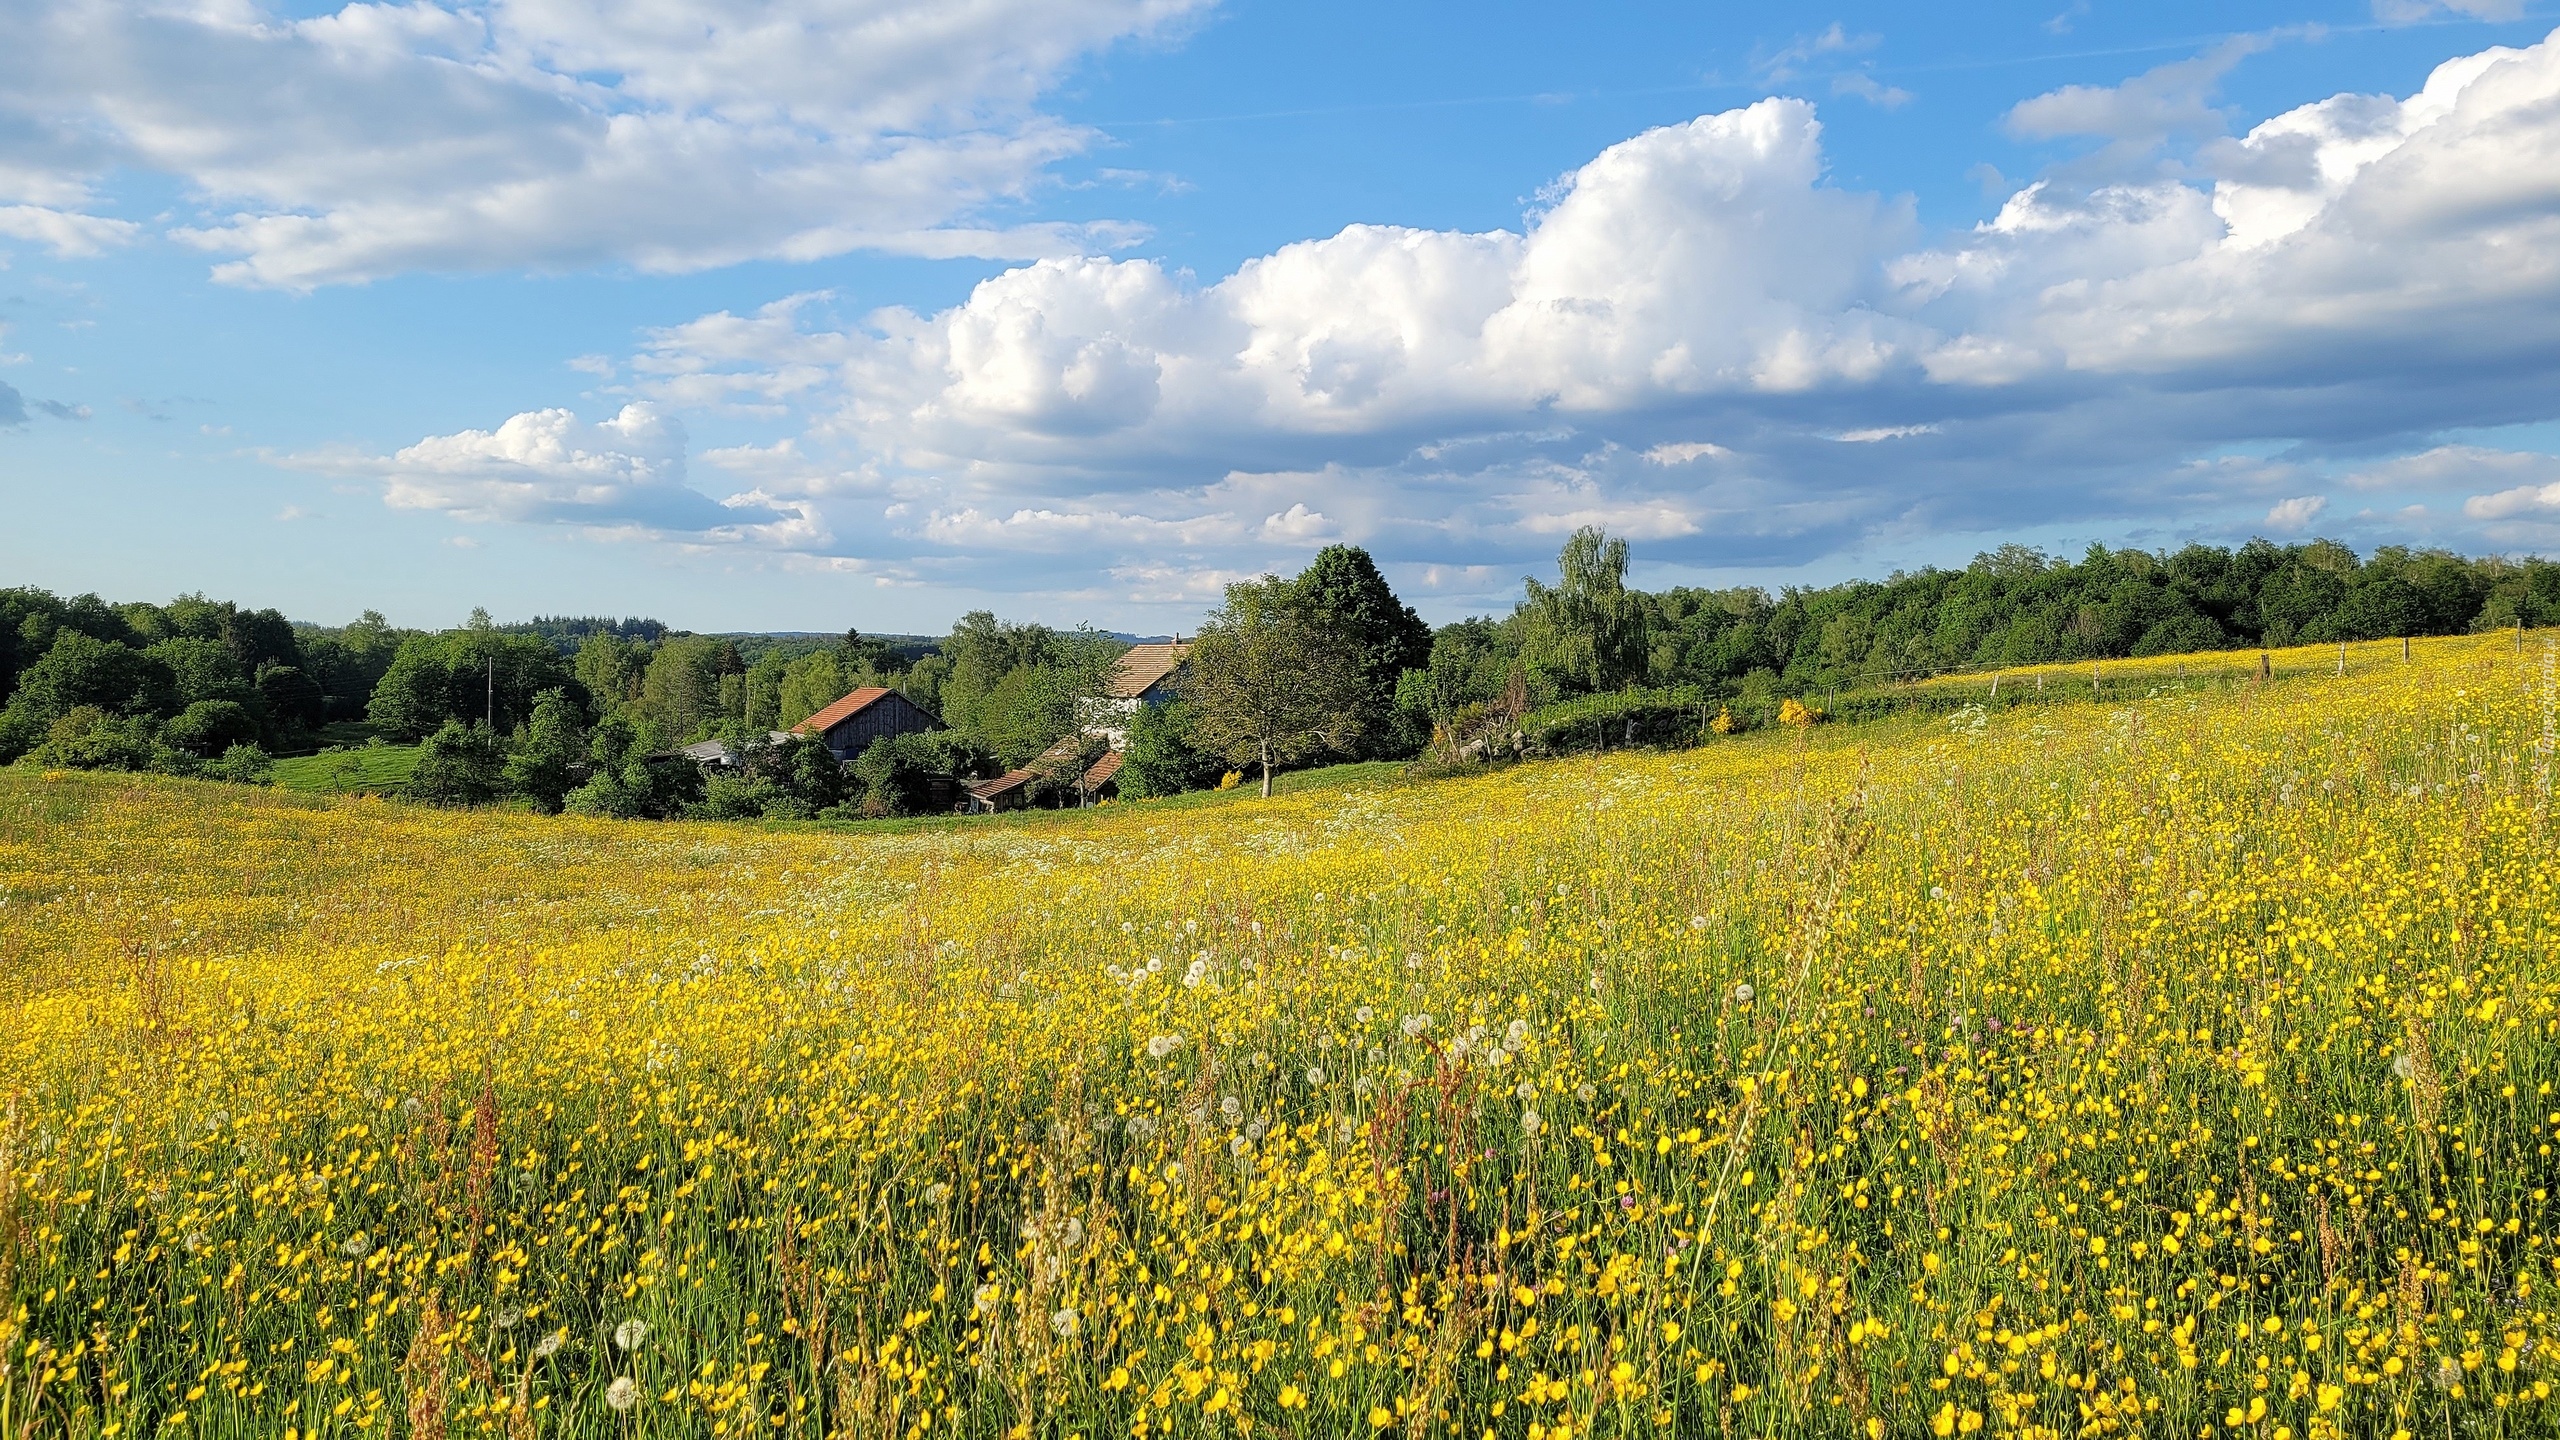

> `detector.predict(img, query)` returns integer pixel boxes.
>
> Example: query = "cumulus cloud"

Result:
[0,0,1203,287]
[2265,495,2329,530]
[287,402,799,538]
[350,27,2560,612]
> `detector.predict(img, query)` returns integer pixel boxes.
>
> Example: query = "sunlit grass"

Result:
[3,631,2557,1439]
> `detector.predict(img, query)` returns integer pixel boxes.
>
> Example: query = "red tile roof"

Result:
[967,770,1034,800]
[791,686,894,736]
[1082,750,1123,789]
[1104,642,1190,700]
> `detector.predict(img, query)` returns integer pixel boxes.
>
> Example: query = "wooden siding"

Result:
[817,690,940,760]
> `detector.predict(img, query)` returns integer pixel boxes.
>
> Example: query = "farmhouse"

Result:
[790,685,941,762]
[1083,640,1190,748]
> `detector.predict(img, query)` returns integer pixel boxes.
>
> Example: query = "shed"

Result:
[791,686,941,762]
[964,770,1035,814]
[677,738,739,769]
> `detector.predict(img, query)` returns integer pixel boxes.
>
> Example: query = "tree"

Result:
[1518,527,1649,696]
[367,631,583,740]
[504,688,588,813]
[1293,545,1434,758]
[147,637,254,710]
[1117,699,1223,798]
[26,707,167,772]
[0,632,178,760]
[165,699,262,758]
[638,636,738,741]
[409,721,508,807]
[1185,577,1367,798]
[255,665,327,735]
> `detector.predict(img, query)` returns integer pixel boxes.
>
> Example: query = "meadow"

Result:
[2,633,2556,1439]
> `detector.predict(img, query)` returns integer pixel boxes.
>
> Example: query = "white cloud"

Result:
[1642,441,1732,466]
[0,205,140,257]
[1829,424,1938,442]
[1832,74,1913,110]
[0,0,1205,287]
[2464,484,2560,519]
[287,401,800,536]
[2265,495,2329,530]
[2343,444,2560,491]
[397,26,2560,611]
[2376,0,2524,22]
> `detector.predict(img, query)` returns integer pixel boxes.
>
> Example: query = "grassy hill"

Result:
[2,631,2555,1437]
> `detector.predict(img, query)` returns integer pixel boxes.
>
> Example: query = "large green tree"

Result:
[367,631,583,741]
[1292,545,1433,759]
[1185,577,1367,798]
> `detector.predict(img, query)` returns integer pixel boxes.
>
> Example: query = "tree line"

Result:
[5,534,2554,816]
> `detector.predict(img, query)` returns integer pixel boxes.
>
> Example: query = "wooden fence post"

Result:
[2337,642,2346,676]
[2402,636,2410,662]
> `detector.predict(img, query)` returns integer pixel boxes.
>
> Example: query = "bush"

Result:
[1118,700,1224,799]
[165,699,262,758]
[409,721,508,807]
[849,731,986,816]
[24,706,169,772]
[1519,687,1710,757]
[563,768,649,819]
[202,743,275,785]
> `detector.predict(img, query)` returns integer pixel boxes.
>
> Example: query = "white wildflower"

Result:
[1051,1306,1080,1338]
[614,1319,649,1351]
[1732,982,1755,1004]
[604,1376,640,1412]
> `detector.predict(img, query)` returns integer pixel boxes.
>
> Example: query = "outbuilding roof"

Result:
[1103,642,1191,700]
[967,770,1034,801]
[1081,750,1124,790]
[791,686,896,736]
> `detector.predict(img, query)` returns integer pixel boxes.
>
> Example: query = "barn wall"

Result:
[821,692,940,760]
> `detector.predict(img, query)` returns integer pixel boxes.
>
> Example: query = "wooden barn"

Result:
[790,686,940,762]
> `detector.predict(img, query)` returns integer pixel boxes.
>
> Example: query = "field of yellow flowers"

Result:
[3,633,2557,1440]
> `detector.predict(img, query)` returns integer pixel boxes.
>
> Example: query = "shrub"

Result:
[1519,687,1709,756]
[24,706,167,772]
[408,720,508,807]
[165,699,262,758]
[201,743,275,785]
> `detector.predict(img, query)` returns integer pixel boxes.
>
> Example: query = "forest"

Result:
[4,534,2555,819]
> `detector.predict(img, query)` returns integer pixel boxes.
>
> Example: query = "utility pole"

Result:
[486,655,495,729]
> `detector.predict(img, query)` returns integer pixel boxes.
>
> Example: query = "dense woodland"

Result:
[5,534,2556,818]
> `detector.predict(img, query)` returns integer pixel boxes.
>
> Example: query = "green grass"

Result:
[269,743,421,796]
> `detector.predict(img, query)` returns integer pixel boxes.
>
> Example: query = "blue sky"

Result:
[6,0,2560,633]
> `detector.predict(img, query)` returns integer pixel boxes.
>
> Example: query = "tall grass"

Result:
[2,633,2555,1438]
